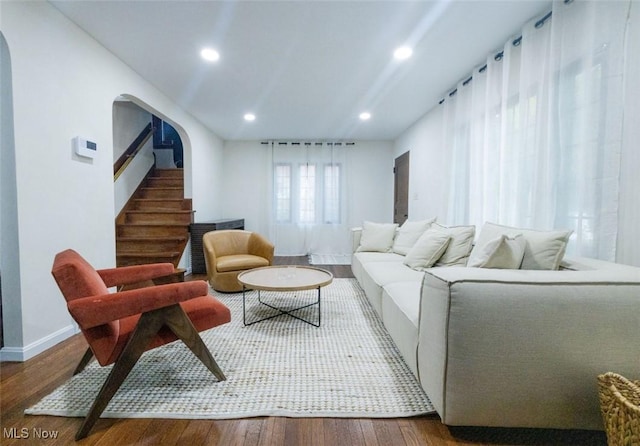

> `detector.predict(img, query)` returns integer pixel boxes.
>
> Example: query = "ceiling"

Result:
[51,0,551,141]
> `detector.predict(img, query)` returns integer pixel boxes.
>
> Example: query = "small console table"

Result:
[190,218,244,274]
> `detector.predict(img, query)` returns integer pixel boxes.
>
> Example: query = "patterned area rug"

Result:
[26,279,434,419]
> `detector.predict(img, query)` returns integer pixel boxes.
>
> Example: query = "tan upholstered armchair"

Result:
[203,230,275,292]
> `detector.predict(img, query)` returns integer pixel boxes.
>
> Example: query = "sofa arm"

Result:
[68,280,210,329]
[418,266,640,430]
[351,227,362,253]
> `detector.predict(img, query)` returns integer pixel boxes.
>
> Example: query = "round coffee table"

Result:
[237,266,333,327]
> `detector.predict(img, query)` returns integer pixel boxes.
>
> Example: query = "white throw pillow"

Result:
[356,221,398,253]
[432,223,476,266]
[467,234,526,269]
[392,218,437,255]
[403,229,452,270]
[473,222,572,270]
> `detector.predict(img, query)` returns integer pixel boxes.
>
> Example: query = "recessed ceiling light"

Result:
[200,48,220,62]
[244,113,256,122]
[393,46,413,60]
[359,112,371,121]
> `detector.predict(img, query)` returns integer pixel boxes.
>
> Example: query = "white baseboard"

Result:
[0,324,79,362]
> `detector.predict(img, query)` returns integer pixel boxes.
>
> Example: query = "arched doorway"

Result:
[112,96,192,272]
[0,32,22,351]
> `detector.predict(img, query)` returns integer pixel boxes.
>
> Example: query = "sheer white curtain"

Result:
[267,142,352,258]
[443,0,630,260]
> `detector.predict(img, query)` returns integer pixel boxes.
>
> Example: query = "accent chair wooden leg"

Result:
[163,304,227,381]
[75,304,226,440]
[75,307,167,440]
[73,347,95,376]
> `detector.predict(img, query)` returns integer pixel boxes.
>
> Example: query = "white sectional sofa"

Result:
[351,222,640,431]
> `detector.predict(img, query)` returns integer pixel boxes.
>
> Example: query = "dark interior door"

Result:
[394,151,410,224]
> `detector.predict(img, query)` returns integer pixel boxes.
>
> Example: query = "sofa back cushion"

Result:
[392,218,436,255]
[470,222,572,270]
[356,221,398,253]
[432,224,476,266]
[467,234,526,269]
[403,229,452,270]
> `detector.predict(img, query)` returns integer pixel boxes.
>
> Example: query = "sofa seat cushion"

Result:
[354,251,405,264]
[216,254,270,272]
[364,261,425,287]
[383,281,421,327]
[352,252,405,287]
[382,281,422,378]
[357,261,424,317]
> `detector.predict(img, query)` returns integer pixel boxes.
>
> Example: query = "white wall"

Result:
[185,122,225,221]
[393,107,448,223]
[345,141,395,224]
[220,141,271,234]
[221,140,394,247]
[113,142,154,215]
[112,101,152,161]
[0,1,225,360]
[113,101,154,214]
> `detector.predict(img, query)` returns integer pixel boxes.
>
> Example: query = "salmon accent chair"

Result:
[203,230,275,292]
[51,249,231,440]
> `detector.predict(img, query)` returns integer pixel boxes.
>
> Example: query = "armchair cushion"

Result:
[111,295,231,366]
[216,254,270,273]
[51,250,109,301]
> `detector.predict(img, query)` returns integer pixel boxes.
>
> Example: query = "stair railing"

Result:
[114,122,154,181]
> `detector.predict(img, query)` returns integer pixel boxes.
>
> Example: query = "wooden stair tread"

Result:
[141,187,183,190]
[134,198,185,202]
[117,222,189,227]
[133,198,185,202]
[117,251,181,257]
[117,236,187,241]
[126,210,193,214]
[154,168,184,174]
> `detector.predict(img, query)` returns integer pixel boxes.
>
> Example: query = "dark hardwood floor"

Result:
[0,257,606,445]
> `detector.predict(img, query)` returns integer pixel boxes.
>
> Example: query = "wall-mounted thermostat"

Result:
[73,136,97,159]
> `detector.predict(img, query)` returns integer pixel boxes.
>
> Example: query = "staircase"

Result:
[116,168,192,268]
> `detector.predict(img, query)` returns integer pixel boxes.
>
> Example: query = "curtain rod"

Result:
[439,0,573,105]
[260,141,355,146]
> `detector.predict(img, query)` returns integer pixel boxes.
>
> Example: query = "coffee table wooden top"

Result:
[237,266,333,292]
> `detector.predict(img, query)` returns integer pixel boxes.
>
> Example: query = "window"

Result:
[274,164,291,222]
[324,164,341,223]
[273,162,341,225]
[299,164,316,223]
